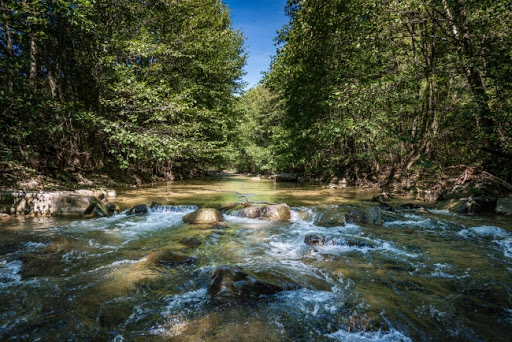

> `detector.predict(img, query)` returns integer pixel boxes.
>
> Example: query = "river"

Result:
[1,175,511,341]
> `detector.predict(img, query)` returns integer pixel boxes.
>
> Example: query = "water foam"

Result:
[498,238,512,258]
[0,260,22,286]
[458,226,510,240]
[326,329,412,341]
[275,288,342,315]
[162,288,207,314]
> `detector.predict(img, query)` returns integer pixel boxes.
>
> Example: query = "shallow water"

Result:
[1,175,511,341]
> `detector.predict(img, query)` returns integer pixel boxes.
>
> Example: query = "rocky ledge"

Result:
[0,189,117,218]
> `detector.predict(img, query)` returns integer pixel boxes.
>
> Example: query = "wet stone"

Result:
[345,238,376,249]
[0,213,11,221]
[496,198,512,215]
[146,250,197,267]
[239,206,262,219]
[345,206,383,226]
[179,236,202,246]
[208,265,297,301]
[314,208,346,227]
[261,203,291,221]
[183,208,223,224]
[126,204,149,215]
[304,234,325,246]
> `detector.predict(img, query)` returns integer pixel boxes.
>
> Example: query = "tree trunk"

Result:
[29,32,38,94]
[440,0,496,149]
[3,20,14,92]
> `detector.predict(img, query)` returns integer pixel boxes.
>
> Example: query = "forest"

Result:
[1,0,512,188]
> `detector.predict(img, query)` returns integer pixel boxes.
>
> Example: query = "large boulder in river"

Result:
[208,265,297,301]
[345,206,383,226]
[261,203,291,221]
[239,206,262,219]
[314,208,346,227]
[496,198,512,215]
[183,208,223,224]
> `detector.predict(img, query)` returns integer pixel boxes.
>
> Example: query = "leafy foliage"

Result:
[253,0,512,182]
[0,0,245,179]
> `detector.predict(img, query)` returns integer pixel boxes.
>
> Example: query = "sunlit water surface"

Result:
[1,175,511,341]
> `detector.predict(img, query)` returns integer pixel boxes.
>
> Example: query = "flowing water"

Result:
[1,175,511,341]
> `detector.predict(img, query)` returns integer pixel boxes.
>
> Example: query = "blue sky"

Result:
[223,0,289,90]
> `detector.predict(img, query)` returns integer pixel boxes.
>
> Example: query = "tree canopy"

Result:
[237,0,512,184]
[1,0,245,181]
[1,0,511,187]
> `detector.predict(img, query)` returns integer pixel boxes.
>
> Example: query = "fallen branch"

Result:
[481,171,512,192]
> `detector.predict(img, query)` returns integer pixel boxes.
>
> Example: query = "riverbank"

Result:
[2,162,511,219]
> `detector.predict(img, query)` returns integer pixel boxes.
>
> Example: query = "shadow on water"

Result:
[0,176,511,341]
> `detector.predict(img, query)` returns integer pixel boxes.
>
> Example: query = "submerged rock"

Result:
[208,265,297,301]
[183,208,223,224]
[304,233,376,249]
[345,237,376,249]
[496,198,512,215]
[179,236,203,246]
[146,250,196,266]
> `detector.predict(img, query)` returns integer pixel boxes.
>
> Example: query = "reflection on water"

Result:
[113,174,381,209]
[0,176,511,341]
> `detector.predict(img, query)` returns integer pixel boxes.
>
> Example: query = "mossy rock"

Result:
[183,208,223,224]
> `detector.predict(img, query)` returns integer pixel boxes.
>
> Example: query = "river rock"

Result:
[208,265,296,301]
[183,208,223,224]
[0,213,11,221]
[314,208,346,227]
[304,234,325,246]
[20,252,67,279]
[345,206,383,226]
[239,206,262,219]
[84,200,112,218]
[126,204,150,215]
[105,203,119,215]
[261,203,291,220]
[496,198,512,215]
[344,237,376,248]
[146,250,196,266]
[179,236,203,246]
